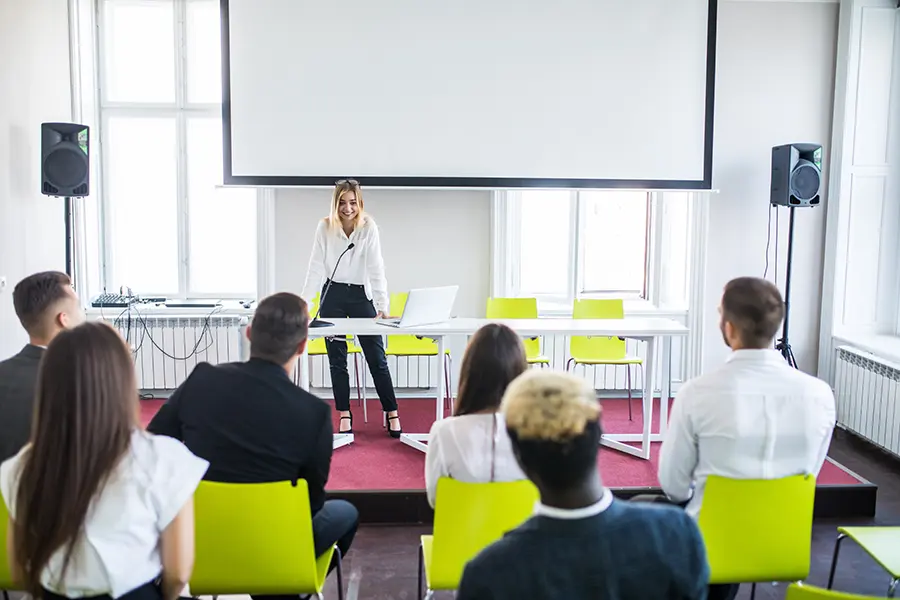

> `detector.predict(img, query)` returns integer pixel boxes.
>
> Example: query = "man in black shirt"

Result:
[148,292,358,583]
[457,370,709,600]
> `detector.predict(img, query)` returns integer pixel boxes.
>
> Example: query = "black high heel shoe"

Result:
[339,411,353,434]
[386,413,402,439]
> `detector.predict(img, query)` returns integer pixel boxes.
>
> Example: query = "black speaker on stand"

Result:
[770,143,823,369]
[40,122,90,280]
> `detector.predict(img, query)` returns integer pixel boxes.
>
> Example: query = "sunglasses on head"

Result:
[336,179,359,186]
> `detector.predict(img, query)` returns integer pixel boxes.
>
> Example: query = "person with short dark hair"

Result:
[147,292,358,596]
[0,271,84,462]
[1,322,207,600]
[658,276,836,600]
[456,370,709,600]
[424,323,528,507]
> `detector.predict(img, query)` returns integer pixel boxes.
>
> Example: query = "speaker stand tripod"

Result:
[774,206,798,369]
[64,196,75,279]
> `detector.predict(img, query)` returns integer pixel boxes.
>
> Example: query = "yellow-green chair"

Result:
[191,480,343,600]
[485,297,550,367]
[566,298,643,420]
[1,499,18,600]
[698,474,816,599]
[827,527,900,597]
[418,478,538,599]
[787,583,884,599]
[302,294,367,422]
[385,292,452,414]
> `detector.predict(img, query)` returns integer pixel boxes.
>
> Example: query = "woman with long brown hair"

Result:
[424,323,529,507]
[0,321,208,600]
[301,179,401,437]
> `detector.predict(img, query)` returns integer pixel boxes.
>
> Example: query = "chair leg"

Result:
[334,546,345,600]
[353,355,362,407]
[827,533,848,589]
[889,578,898,598]
[417,542,425,600]
[566,357,574,371]
[750,583,756,600]
[625,366,633,421]
[362,368,368,424]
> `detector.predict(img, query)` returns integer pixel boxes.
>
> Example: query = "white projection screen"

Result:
[222,0,717,189]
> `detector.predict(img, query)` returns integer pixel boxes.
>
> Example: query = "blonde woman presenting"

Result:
[302,179,401,437]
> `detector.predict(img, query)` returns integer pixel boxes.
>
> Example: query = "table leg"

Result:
[641,337,659,459]
[399,334,445,453]
[659,336,672,438]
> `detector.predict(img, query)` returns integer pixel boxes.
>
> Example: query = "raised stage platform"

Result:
[140,397,876,523]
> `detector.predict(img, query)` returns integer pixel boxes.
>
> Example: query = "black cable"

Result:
[763,205,773,280]
[129,304,221,360]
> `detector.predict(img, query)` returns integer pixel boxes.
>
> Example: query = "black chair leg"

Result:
[3,590,9,600]
[749,583,756,600]
[827,533,848,589]
[417,542,425,599]
[888,577,898,598]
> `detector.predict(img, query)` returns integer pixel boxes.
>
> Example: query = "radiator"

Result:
[104,314,245,392]
[833,345,900,458]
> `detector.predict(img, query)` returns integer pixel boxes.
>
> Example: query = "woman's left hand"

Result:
[376,311,387,319]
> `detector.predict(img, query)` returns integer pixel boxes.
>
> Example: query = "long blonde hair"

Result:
[327,179,366,232]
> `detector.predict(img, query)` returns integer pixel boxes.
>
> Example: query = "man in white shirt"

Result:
[658,276,836,599]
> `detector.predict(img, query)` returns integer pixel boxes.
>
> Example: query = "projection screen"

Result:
[222,0,717,189]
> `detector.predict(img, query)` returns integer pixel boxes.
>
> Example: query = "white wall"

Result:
[0,0,72,359]
[703,0,838,374]
[274,1,841,377]
[274,188,492,318]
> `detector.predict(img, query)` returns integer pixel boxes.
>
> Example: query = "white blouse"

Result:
[424,413,526,508]
[301,216,389,314]
[0,430,209,598]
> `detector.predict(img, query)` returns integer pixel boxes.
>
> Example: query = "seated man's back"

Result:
[459,499,707,600]
[659,277,836,519]
[0,346,43,462]
[148,359,331,500]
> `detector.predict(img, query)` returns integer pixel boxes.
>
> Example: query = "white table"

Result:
[300,317,688,460]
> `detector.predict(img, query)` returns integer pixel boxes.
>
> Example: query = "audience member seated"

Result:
[456,370,709,600]
[424,323,528,506]
[0,322,207,600]
[0,271,84,462]
[658,276,836,600]
[147,292,358,593]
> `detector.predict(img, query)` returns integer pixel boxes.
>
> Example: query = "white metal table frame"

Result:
[300,317,687,460]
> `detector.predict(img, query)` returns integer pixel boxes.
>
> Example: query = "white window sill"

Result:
[833,332,900,368]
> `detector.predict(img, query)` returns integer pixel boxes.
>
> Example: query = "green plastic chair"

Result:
[385,292,452,414]
[827,527,900,597]
[787,583,884,599]
[1,498,18,600]
[698,474,816,599]
[566,298,643,420]
[485,297,549,366]
[191,480,342,600]
[417,478,538,599]
[304,293,367,422]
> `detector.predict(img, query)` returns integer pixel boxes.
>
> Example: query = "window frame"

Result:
[92,0,259,300]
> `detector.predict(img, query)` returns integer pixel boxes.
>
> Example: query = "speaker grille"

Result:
[44,145,88,189]
[789,160,821,202]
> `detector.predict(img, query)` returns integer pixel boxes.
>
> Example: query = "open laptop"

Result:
[377,285,458,328]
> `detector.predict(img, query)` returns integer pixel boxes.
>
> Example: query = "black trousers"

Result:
[630,494,739,600]
[251,499,359,600]
[320,281,398,413]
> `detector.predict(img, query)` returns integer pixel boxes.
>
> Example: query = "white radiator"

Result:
[105,314,245,392]
[833,345,900,458]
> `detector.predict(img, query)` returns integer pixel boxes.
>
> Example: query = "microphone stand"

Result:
[309,242,355,328]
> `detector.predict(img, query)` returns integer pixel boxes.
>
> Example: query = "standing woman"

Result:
[0,321,209,600]
[303,179,401,437]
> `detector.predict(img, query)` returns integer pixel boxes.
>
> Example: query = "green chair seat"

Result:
[568,355,642,365]
[787,583,884,599]
[828,526,900,597]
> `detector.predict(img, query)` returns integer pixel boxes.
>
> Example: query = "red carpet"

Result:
[139,398,864,491]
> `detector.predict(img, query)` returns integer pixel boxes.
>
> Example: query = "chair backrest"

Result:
[386,292,438,354]
[569,299,626,360]
[785,583,883,600]
[0,498,16,591]
[430,478,539,590]
[698,474,816,584]
[191,480,321,595]
[485,298,541,359]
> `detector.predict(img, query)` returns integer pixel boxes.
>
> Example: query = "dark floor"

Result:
[320,428,900,599]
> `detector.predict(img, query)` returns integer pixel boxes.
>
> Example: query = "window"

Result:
[507,190,650,308]
[496,190,692,312]
[96,0,257,297]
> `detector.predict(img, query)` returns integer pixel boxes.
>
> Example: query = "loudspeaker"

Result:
[41,122,90,197]
[770,143,823,207]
